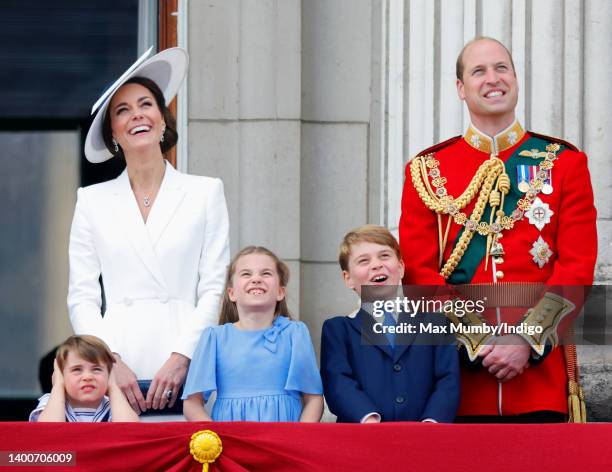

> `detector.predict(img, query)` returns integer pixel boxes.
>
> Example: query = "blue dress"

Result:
[182,316,323,421]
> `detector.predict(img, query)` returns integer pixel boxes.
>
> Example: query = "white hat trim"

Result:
[90,46,155,115]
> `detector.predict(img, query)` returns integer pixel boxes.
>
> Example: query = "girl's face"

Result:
[228,254,286,314]
[109,82,165,156]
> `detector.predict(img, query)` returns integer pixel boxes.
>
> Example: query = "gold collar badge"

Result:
[464,121,525,154]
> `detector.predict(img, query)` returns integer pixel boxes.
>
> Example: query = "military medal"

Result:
[517,165,530,192]
[517,156,554,195]
[541,171,553,194]
[525,197,554,231]
[518,181,530,192]
[517,164,552,194]
[530,236,553,268]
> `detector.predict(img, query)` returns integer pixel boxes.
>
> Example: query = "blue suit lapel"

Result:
[346,309,394,359]
[392,313,417,361]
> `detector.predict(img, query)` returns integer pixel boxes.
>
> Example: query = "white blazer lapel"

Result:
[111,169,168,289]
[145,162,187,248]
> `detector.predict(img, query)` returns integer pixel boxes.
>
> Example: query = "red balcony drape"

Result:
[1,422,611,471]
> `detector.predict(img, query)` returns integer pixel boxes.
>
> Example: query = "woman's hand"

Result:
[112,354,147,414]
[146,353,190,410]
[106,368,140,422]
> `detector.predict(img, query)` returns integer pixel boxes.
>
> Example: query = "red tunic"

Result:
[399,128,597,416]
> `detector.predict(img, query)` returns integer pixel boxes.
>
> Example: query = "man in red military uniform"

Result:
[399,37,597,422]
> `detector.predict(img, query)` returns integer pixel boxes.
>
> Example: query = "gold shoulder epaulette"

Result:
[415,135,463,157]
[528,131,580,152]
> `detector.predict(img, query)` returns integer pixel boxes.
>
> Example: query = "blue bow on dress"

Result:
[263,316,291,353]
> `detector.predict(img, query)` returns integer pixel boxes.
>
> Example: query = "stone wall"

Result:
[185,0,612,420]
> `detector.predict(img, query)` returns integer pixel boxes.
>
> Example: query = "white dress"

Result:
[67,161,230,379]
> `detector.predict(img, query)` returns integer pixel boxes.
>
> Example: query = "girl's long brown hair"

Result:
[219,246,291,324]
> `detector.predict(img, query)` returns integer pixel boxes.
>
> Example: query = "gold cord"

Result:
[409,143,560,279]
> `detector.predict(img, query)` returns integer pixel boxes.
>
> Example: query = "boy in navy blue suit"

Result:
[321,225,460,423]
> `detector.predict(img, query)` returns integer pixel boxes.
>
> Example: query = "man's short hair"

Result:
[339,225,401,272]
[56,335,115,374]
[456,36,516,81]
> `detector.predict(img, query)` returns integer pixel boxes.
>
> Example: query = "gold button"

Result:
[495,270,504,280]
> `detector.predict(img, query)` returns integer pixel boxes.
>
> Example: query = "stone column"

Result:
[187,0,302,313]
[301,0,374,350]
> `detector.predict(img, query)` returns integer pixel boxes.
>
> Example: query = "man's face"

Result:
[456,39,518,126]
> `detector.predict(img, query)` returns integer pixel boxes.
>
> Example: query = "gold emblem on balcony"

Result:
[190,429,223,471]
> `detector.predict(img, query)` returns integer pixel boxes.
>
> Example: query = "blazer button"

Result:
[393,363,402,372]
[159,293,169,303]
[123,297,133,306]
[395,396,405,404]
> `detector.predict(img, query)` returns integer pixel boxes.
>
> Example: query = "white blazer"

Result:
[67,161,230,379]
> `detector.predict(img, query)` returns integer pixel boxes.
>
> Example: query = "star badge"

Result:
[530,236,553,268]
[525,197,554,231]
[507,131,518,145]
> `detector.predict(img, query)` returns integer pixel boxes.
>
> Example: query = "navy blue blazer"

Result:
[320,309,460,423]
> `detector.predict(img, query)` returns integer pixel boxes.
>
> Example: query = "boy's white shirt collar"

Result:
[346,302,398,322]
[347,307,360,319]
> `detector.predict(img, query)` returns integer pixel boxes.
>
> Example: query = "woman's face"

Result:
[109,83,165,156]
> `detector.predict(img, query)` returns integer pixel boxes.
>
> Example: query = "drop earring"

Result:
[112,138,119,153]
[160,126,166,143]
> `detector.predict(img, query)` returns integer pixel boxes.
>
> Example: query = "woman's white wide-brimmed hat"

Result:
[84,47,188,163]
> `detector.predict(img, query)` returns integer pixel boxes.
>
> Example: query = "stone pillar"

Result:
[301,0,374,350]
[184,0,612,420]
[187,0,302,314]
[580,0,612,421]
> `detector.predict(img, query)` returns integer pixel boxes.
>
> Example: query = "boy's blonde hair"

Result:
[56,335,115,374]
[219,246,292,324]
[338,225,401,271]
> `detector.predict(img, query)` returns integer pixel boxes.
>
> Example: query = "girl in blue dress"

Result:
[182,246,324,422]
